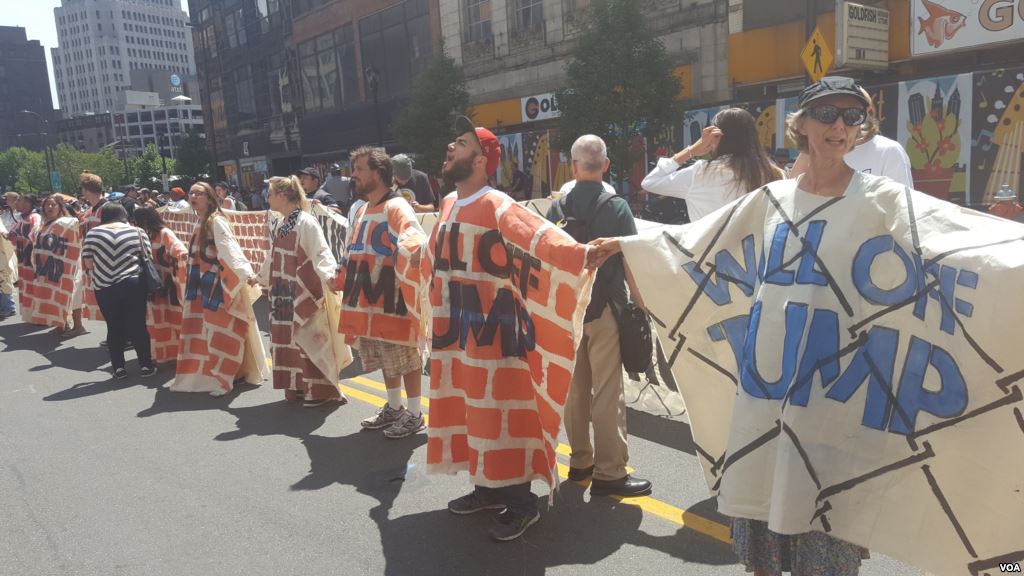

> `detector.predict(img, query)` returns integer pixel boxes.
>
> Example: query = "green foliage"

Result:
[132,143,164,189]
[555,0,680,189]
[393,45,470,177]
[174,130,210,180]
[0,144,164,195]
[0,147,47,192]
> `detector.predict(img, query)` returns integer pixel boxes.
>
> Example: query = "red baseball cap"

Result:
[455,115,500,177]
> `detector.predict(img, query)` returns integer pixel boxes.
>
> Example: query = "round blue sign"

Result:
[170,74,181,87]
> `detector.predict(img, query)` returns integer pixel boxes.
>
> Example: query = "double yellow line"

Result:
[340,376,732,545]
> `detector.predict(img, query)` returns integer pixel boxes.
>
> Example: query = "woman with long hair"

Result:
[251,176,351,406]
[133,206,188,364]
[641,108,785,221]
[27,194,85,335]
[81,202,156,379]
[170,182,267,396]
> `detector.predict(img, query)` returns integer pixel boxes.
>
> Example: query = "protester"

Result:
[252,176,351,406]
[337,147,427,438]
[545,135,650,497]
[590,75,876,576]
[0,193,22,319]
[30,194,84,336]
[298,167,339,207]
[391,154,436,213]
[215,181,236,210]
[8,194,41,321]
[76,172,109,323]
[790,86,913,187]
[133,207,188,364]
[556,178,616,199]
[641,108,784,221]
[426,116,597,542]
[323,163,352,208]
[170,182,267,396]
[168,187,190,209]
[347,178,366,225]
[81,203,156,379]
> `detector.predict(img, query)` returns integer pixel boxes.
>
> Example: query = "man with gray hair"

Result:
[545,134,651,498]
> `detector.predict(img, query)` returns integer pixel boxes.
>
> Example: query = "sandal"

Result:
[59,326,88,339]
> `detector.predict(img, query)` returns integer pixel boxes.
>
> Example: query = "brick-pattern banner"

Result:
[266,216,351,401]
[339,199,425,348]
[24,217,80,328]
[78,206,104,321]
[9,213,41,321]
[423,189,594,490]
[148,228,188,364]
[620,176,1024,576]
[159,207,272,271]
[171,220,266,395]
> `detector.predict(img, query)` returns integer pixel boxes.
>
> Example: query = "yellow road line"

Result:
[343,375,731,544]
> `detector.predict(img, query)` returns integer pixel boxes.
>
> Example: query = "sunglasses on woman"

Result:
[806,105,867,127]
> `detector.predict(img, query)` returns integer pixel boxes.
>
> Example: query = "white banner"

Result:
[621,174,1024,576]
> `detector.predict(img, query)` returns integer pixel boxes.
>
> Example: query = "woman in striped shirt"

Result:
[81,202,156,379]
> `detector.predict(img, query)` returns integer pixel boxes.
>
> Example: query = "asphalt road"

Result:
[0,303,922,576]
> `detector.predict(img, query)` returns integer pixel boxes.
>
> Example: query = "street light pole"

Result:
[364,65,383,147]
[19,110,55,190]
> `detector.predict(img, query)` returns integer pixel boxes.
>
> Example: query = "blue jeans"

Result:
[474,483,536,516]
[0,292,15,315]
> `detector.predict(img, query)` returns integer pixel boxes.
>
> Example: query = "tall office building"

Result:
[0,26,55,152]
[51,0,196,117]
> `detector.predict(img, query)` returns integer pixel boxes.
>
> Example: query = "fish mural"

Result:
[916,0,967,48]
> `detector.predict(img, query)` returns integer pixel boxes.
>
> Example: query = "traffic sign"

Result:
[801,27,833,82]
[50,170,62,193]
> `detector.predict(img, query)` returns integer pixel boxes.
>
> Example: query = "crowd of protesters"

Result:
[2,77,1019,576]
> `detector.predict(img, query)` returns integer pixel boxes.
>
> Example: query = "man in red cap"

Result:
[423,116,599,541]
[169,187,189,210]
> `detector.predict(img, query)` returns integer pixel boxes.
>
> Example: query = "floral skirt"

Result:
[731,518,869,576]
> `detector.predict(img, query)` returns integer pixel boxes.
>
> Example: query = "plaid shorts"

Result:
[358,338,422,379]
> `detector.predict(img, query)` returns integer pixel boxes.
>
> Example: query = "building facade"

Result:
[111,102,204,159]
[52,0,196,117]
[0,27,56,153]
[189,0,440,188]
[56,112,114,153]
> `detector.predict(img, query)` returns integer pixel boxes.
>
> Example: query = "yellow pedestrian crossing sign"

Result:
[801,27,833,82]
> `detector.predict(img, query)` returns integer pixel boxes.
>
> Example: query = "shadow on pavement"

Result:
[42,360,175,401]
[376,480,735,576]
[627,407,697,456]
[214,399,342,442]
[136,381,261,418]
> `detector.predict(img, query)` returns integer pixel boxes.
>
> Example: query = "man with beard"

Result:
[336,147,428,438]
[424,117,599,542]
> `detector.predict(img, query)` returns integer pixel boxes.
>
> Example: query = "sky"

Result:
[0,0,189,111]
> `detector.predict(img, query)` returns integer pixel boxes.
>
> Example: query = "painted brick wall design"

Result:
[24,217,80,328]
[338,200,425,347]
[147,228,188,364]
[424,191,594,490]
[174,230,252,394]
[267,229,341,401]
[78,207,104,321]
[10,213,41,320]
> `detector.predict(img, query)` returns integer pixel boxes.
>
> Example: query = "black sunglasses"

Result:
[806,105,866,127]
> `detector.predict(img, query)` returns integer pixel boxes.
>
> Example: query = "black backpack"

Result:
[552,191,616,243]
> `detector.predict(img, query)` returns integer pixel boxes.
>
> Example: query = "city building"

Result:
[55,112,114,153]
[51,0,196,117]
[188,0,439,187]
[111,99,204,159]
[0,26,56,153]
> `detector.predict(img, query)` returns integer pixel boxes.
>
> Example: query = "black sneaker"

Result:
[490,510,540,542]
[113,368,128,379]
[139,366,157,378]
[447,492,507,515]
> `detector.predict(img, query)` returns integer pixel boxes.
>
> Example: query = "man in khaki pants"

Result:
[546,135,651,498]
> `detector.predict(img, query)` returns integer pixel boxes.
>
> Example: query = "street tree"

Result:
[174,130,210,180]
[0,147,48,193]
[132,144,163,189]
[393,45,470,177]
[555,0,680,191]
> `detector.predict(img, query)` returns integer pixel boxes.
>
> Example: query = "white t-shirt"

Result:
[843,135,914,188]
[641,157,751,221]
[171,199,190,210]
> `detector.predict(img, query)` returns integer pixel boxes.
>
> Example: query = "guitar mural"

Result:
[971,68,1024,205]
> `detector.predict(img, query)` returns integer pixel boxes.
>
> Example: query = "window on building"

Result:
[359,1,431,100]
[464,0,492,45]
[224,8,247,48]
[235,66,256,116]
